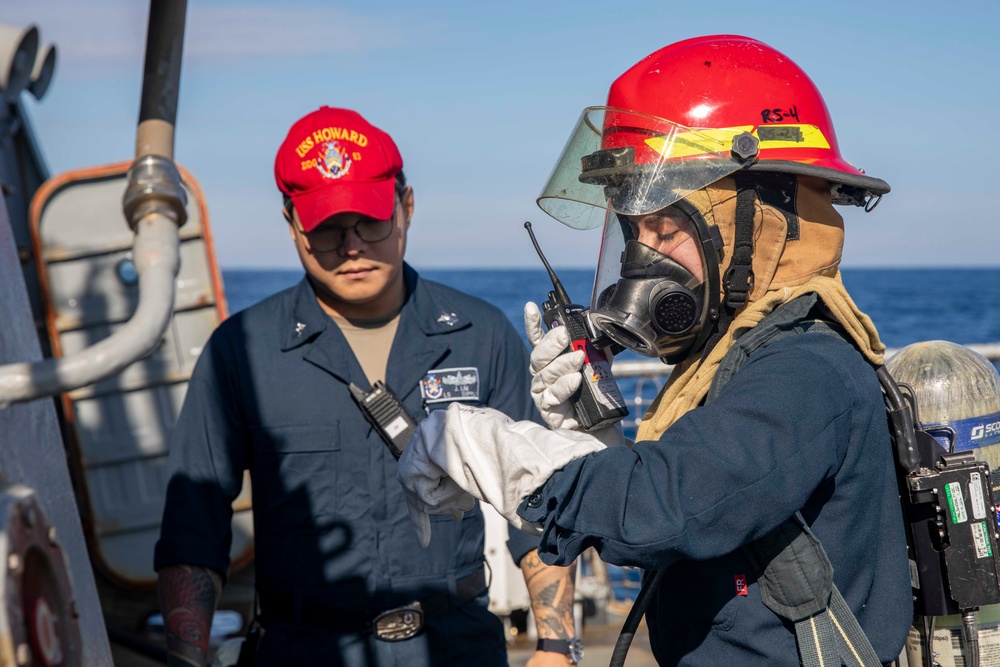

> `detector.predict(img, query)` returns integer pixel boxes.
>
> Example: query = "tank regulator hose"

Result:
[608,568,665,667]
[962,610,980,667]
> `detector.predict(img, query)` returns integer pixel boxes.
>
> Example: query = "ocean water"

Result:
[223,267,1000,350]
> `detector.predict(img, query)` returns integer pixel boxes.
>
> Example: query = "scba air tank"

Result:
[887,340,1000,667]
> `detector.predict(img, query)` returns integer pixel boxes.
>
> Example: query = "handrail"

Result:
[614,342,1000,438]
[0,0,188,408]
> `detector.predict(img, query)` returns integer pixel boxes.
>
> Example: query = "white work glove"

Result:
[524,301,628,448]
[397,402,607,548]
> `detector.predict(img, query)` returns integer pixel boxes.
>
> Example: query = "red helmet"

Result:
[539,35,888,229]
[610,35,885,195]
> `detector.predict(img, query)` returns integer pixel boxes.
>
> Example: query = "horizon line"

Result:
[218,264,1000,272]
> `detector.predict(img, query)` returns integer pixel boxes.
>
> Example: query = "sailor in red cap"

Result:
[154,106,579,667]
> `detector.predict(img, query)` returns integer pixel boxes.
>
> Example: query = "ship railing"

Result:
[612,342,1000,434]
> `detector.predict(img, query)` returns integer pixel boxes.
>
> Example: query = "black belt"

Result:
[259,569,487,640]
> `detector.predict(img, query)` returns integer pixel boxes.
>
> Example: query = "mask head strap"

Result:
[696,173,758,362]
[723,174,758,310]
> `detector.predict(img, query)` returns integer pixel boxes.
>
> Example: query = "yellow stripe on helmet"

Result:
[645,124,830,159]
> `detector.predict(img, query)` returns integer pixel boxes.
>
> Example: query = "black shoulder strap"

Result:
[707,293,883,667]
[745,514,883,667]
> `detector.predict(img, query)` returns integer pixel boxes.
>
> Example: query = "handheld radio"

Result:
[349,380,418,459]
[524,221,628,431]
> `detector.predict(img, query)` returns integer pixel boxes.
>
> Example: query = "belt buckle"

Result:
[372,602,424,641]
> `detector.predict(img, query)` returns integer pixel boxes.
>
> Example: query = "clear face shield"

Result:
[538,108,745,361]
[589,201,722,360]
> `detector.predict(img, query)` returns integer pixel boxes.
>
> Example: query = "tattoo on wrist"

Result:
[159,565,221,665]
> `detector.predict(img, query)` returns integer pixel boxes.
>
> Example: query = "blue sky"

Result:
[5,0,999,268]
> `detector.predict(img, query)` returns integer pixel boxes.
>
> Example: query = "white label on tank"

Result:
[905,625,957,667]
[970,472,988,520]
[907,622,1000,667]
[980,625,1000,661]
[946,481,968,524]
[972,521,994,559]
[385,416,409,439]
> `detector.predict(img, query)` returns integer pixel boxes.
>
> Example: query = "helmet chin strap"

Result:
[695,173,758,364]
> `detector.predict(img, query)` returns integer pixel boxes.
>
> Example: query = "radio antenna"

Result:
[524,221,571,305]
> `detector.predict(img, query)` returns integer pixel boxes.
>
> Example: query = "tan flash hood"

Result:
[636,174,885,440]
[685,175,845,303]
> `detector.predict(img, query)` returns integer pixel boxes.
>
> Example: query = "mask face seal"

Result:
[589,199,721,362]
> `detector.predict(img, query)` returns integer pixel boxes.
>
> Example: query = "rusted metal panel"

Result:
[31,162,251,589]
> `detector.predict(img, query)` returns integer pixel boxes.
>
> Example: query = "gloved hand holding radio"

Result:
[397,402,607,547]
[524,301,629,448]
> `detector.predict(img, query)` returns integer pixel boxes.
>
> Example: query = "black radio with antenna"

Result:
[524,221,628,432]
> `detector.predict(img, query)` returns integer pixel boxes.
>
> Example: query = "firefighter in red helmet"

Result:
[399,35,912,665]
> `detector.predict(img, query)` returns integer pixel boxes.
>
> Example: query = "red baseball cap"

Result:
[274,106,403,232]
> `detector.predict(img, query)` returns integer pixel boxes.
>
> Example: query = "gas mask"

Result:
[588,200,722,362]
[536,107,742,362]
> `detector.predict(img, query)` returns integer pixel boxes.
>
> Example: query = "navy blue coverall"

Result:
[519,324,913,666]
[155,264,539,666]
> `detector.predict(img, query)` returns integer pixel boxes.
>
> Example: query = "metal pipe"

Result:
[0,216,179,407]
[611,359,675,379]
[0,0,188,407]
[136,0,187,158]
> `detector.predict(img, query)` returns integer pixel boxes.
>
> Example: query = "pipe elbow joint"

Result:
[122,155,188,231]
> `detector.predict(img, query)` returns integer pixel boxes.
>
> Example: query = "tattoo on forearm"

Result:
[534,579,573,637]
[158,565,222,667]
[522,552,543,573]
[521,553,575,640]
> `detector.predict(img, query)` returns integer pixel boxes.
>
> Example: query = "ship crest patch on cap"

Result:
[317,140,352,180]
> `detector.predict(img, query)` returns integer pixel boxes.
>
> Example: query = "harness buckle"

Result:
[723,264,755,308]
